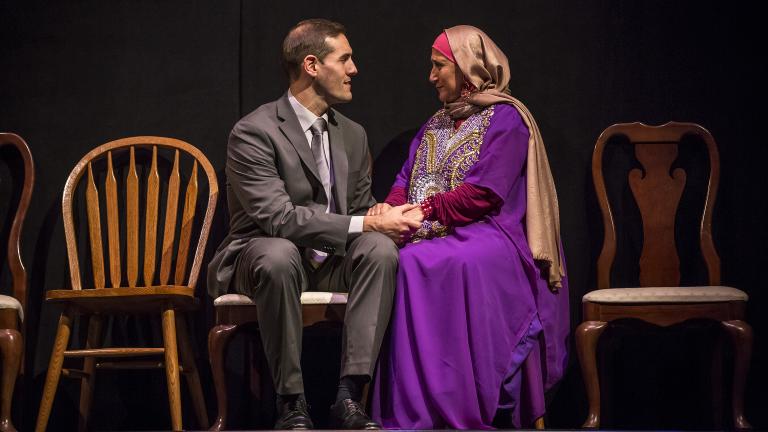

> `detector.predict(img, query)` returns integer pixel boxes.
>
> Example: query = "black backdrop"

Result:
[1,1,766,430]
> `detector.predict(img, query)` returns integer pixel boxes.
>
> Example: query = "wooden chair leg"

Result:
[176,315,209,429]
[534,416,545,429]
[36,309,73,432]
[722,320,753,430]
[162,307,182,431]
[208,324,239,432]
[77,315,103,432]
[710,329,724,428]
[576,320,607,429]
[0,329,22,432]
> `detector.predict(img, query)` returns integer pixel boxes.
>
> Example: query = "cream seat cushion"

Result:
[214,292,348,307]
[583,286,747,304]
[0,295,23,321]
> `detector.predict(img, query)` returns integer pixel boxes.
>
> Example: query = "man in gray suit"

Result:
[207,19,420,430]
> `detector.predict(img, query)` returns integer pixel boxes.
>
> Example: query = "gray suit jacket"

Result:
[207,93,376,297]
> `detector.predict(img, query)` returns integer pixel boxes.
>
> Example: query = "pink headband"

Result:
[431,31,455,63]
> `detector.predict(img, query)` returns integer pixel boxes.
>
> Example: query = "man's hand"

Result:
[366,202,392,216]
[363,203,422,244]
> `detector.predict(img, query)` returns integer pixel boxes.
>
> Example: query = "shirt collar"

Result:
[287,90,329,133]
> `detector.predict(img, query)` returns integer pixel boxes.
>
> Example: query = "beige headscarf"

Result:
[443,25,564,289]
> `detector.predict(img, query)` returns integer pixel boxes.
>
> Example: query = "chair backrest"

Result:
[0,133,34,312]
[62,136,218,291]
[592,122,720,290]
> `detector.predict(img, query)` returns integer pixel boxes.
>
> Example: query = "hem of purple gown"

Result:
[498,315,546,428]
[374,313,545,430]
[497,315,542,409]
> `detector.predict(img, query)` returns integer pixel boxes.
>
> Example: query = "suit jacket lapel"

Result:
[276,94,321,182]
[328,110,349,215]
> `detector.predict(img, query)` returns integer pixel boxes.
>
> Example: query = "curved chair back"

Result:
[592,122,720,290]
[62,136,218,291]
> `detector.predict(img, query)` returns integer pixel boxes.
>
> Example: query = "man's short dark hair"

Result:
[282,19,346,82]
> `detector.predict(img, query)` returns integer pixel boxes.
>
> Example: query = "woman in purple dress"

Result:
[369,26,570,429]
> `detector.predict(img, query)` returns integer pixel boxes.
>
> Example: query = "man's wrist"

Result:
[363,214,379,232]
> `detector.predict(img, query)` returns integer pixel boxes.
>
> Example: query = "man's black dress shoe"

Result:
[274,396,314,430]
[330,399,380,430]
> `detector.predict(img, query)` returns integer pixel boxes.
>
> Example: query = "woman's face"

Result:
[429,48,463,103]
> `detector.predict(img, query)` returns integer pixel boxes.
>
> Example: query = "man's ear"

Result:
[302,55,319,78]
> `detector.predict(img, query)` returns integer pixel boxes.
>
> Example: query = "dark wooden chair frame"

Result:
[35,137,218,432]
[0,133,34,432]
[576,122,752,429]
[208,297,347,431]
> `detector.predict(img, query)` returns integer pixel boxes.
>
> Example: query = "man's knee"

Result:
[353,232,399,268]
[241,237,303,281]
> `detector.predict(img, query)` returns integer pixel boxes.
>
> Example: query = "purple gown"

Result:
[371,103,570,429]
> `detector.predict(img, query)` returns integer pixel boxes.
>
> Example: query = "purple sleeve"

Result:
[463,104,530,203]
[391,122,429,189]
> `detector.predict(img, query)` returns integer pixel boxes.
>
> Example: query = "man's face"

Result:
[313,34,357,105]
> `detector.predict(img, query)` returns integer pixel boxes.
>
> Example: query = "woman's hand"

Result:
[366,203,393,216]
[403,206,424,222]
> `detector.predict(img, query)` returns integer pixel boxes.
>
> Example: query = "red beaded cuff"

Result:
[420,196,435,220]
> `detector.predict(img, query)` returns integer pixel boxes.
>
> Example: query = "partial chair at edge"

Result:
[0,133,34,432]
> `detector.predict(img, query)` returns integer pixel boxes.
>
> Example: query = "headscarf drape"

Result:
[431,31,456,63]
[442,25,564,289]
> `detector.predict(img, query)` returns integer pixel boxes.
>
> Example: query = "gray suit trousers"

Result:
[233,232,397,395]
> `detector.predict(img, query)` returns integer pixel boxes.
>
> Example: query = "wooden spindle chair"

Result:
[35,137,218,432]
[577,122,751,429]
[0,133,34,432]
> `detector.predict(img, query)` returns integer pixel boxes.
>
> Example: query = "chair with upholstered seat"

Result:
[0,133,34,432]
[576,122,751,429]
[208,291,348,431]
[35,137,218,431]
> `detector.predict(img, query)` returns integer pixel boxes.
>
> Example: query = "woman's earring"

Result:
[460,80,475,100]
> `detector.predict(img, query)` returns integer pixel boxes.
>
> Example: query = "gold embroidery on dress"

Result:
[407,106,495,242]
[409,139,426,187]
[425,132,437,173]
[442,131,479,169]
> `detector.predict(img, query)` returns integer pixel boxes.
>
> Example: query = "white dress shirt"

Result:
[287,91,364,241]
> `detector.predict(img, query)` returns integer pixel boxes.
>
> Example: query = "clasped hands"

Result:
[363,203,424,244]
